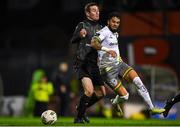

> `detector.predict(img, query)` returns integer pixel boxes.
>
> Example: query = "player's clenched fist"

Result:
[80,29,87,37]
[107,50,117,58]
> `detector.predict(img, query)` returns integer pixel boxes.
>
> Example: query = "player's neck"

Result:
[107,26,118,33]
[86,18,98,24]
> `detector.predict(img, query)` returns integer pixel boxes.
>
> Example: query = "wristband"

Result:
[101,47,110,52]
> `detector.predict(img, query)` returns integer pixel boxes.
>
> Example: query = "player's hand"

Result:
[80,29,87,37]
[108,50,117,58]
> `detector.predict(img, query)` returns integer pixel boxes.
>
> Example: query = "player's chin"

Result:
[94,16,99,20]
[112,27,118,30]
[94,18,99,21]
[111,28,118,32]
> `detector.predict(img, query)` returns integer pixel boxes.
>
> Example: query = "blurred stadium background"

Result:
[0,0,180,124]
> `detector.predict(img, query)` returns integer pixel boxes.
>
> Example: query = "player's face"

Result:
[108,17,120,32]
[86,5,99,21]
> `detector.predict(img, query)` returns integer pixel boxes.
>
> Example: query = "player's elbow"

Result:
[91,39,100,50]
[90,39,96,48]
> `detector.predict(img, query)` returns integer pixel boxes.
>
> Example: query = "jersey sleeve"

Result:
[70,22,84,44]
[93,28,107,43]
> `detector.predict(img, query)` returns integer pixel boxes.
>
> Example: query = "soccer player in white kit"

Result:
[91,12,165,115]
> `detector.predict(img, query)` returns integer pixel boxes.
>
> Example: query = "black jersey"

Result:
[71,19,102,65]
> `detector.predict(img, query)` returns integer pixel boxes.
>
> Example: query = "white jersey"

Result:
[95,26,121,67]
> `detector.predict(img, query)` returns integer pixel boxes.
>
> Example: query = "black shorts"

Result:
[76,62,104,86]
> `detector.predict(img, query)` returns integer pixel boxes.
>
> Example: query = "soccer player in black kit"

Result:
[163,92,180,117]
[70,2,106,123]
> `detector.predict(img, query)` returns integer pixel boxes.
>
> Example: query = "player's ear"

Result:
[86,11,90,17]
[107,20,110,26]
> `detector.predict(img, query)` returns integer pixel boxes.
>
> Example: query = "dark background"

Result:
[0,0,180,96]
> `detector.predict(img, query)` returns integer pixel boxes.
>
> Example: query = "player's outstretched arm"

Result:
[91,38,102,50]
[91,38,117,58]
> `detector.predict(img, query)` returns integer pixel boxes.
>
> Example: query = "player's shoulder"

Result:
[74,21,85,30]
[102,26,110,31]
[98,26,111,34]
[77,21,85,26]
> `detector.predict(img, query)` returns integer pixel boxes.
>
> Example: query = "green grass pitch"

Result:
[0,117,180,126]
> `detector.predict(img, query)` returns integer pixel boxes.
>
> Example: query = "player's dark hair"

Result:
[107,12,121,20]
[84,2,99,13]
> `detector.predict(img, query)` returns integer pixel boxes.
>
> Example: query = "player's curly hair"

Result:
[107,12,121,20]
[84,2,99,13]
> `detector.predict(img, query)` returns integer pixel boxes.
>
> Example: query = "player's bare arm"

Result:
[91,38,117,58]
[91,38,102,50]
